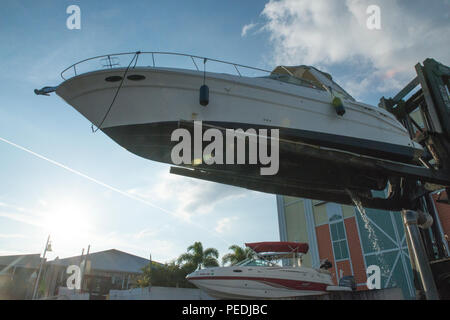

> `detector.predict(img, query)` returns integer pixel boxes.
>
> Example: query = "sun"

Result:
[39,197,95,244]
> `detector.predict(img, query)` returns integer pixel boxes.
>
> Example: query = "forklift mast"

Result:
[380,58,450,173]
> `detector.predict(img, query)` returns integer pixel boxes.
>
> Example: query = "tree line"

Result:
[136,242,253,288]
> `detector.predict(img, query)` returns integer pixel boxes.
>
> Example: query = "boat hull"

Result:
[98,120,404,192]
[189,278,328,299]
[101,120,418,167]
[56,66,422,164]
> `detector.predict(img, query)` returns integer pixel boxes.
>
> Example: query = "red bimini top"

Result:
[245,242,309,254]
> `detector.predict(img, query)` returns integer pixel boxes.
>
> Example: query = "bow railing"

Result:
[60,51,272,80]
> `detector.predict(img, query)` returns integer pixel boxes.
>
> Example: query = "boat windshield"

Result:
[262,73,325,91]
[263,65,355,101]
[234,257,279,267]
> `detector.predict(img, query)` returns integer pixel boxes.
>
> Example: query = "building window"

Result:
[326,203,350,261]
[330,221,349,260]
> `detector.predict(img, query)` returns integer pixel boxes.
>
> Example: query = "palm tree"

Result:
[222,244,253,266]
[177,242,219,270]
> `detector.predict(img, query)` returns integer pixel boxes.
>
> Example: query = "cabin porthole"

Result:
[105,76,123,82]
[127,74,146,81]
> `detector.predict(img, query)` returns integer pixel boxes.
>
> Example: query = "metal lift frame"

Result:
[378,58,450,299]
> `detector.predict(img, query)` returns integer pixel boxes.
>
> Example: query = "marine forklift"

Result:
[380,58,450,300]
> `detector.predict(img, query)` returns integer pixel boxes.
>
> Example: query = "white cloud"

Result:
[129,170,250,221]
[0,211,43,228]
[259,0,450,97]
[133,224,175,240]
[0,249,29,256]
[0,233,27,239]
[134,228,159,240]
[215,217,238,234]
[241,23,257,37]
[145,239,179,262]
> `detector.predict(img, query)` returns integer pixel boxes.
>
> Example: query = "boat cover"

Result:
[245,241,309,253]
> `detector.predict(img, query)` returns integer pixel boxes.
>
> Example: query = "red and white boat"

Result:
[186,242,350,299]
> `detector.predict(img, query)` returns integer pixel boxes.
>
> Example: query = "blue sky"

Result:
[0,0,449,263]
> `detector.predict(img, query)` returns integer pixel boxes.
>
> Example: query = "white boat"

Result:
[54,53,421,163]
[186,242,349,300]
[37,52,425,205]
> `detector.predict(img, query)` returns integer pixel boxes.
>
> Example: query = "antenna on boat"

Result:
[203,58,207,84]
